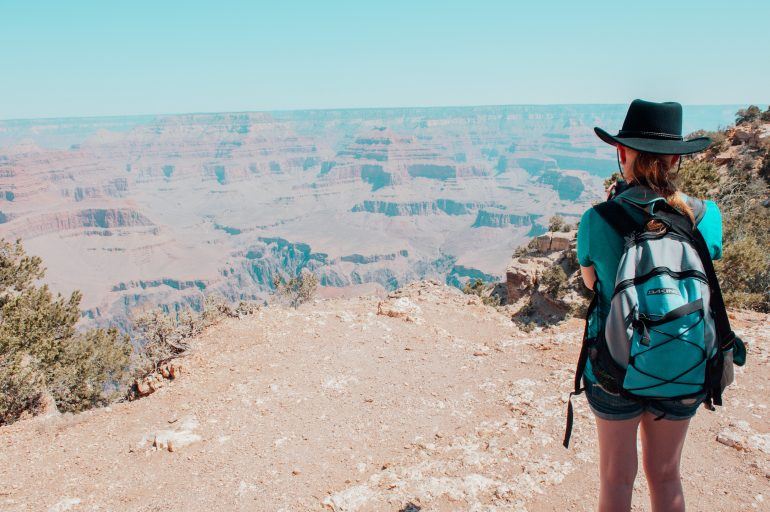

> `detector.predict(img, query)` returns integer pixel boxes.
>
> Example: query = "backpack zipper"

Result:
[612,267,708,298]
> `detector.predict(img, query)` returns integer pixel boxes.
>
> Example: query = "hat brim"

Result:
[594,127,711,155]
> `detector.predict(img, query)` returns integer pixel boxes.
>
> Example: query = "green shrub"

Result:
[0,353,45,422]
[568,298,589,318]
[676,106,770,313]
[540,266,567,298]
[132,294,261,378]
[462,278,501,307]
[723,291,768,312]
[462,278,484,295]
[511,296,539,332]
[520,321,536,333]
[716,236,769,311]
[548,215,566,232]
[49,327,131,412]
[736,105,761,125]
[757,137,770,178]
[0,239,131,425]
[676,160,720,199]
[132,308,197,378]
[512,245,529,258]
[272,269,318,308]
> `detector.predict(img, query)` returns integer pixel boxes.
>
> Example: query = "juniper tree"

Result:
[272,269,318,308]
[548,215,566,232]
[0,239,131,424]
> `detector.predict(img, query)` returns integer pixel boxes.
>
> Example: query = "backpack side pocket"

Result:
[720,348,734,392]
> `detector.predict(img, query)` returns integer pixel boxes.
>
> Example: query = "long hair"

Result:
[629,151,694,229]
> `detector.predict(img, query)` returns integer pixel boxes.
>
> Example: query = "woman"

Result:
[576,100,722,512]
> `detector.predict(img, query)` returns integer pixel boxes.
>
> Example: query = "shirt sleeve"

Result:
[577,208,593,266]
[697,200,723,260]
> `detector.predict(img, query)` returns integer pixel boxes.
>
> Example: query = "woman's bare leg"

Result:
[596,415,642,512]
[640,412,691,512]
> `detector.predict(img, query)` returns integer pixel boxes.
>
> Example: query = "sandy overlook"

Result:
[1,280,767,511]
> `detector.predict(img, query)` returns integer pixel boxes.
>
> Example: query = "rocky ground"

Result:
[1,280,768,511]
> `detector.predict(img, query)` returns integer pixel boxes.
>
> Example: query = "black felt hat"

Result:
[594,99,711,155]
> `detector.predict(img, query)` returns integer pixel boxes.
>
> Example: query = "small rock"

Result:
[151,416,201,452]
[47,498,81,512]
[133,378,151,397]
[749,433,770,454]
[716,431,747,451]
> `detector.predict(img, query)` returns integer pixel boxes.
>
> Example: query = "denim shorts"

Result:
[583,377,706,421]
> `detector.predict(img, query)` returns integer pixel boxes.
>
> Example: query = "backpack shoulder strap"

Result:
[563,289,599,449]
[652,200,736,408]
[592,199,645,239]
[689,225,736,407]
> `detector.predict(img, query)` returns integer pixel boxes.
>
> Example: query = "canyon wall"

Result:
[0,105,737,328]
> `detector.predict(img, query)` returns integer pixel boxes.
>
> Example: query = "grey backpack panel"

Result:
[604,234,718,369]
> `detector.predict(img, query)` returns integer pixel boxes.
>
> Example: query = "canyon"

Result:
[0,105,737,328]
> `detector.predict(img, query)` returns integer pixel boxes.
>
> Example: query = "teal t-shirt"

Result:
[576,186,723,381]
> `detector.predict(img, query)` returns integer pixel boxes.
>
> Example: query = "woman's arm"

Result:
[580,265,597,292]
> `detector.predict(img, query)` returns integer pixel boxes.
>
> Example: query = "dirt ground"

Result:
[1,280,768,511]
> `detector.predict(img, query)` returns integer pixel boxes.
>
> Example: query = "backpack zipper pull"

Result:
[633,318,652,346]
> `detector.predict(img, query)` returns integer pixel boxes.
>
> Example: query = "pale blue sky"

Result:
[1,0,767,119]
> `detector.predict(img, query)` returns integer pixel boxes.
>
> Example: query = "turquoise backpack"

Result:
[563,193,745,448]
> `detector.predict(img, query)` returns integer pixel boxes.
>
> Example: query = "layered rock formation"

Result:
[504,229,589,324]
[0,105,735,327]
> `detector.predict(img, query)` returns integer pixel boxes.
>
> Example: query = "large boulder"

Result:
[505,229,581,305]
[732,129,753,145]
[505,256,552,301]
[715,152,734,166]
[534,230,576,254]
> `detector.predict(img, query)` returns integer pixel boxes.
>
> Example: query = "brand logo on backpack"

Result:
[646,287,680,296]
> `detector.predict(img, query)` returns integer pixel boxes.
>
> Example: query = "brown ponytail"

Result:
[629,151,694,230]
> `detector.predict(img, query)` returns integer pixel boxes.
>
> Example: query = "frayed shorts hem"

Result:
[584,378,704,422]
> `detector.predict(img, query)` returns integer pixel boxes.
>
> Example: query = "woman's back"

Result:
[577,185,723,324]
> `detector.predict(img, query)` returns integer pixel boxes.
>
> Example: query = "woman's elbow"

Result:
[580,265,597,291]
